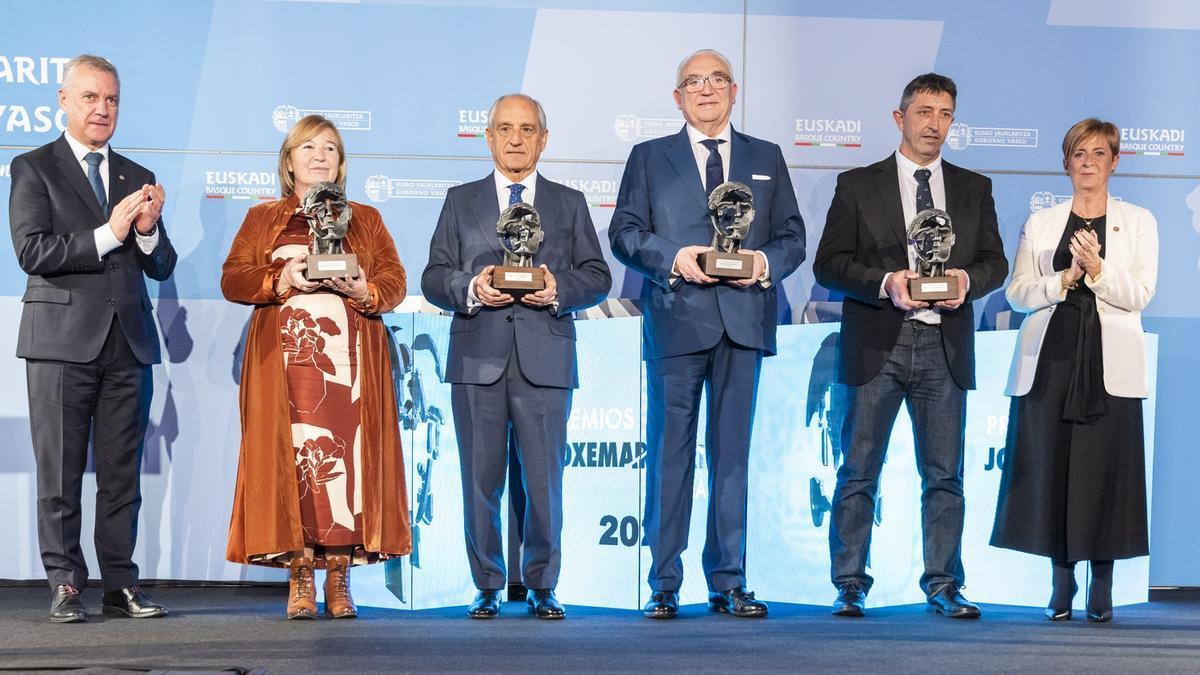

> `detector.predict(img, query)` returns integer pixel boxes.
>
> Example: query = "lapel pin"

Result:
[118,174,125,181]
[1113,226,1120,232]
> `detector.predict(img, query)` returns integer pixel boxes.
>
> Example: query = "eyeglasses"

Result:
[677,73,732,93]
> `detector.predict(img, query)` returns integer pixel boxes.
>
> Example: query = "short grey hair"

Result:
[487,93,547,131]
[675,49,734,87]
[63,54,119,87]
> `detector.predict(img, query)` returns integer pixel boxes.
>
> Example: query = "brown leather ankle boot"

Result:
[286,556,317,620]
[323,555,357,618]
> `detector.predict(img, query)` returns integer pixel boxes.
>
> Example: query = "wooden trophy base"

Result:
[306,253,360,280]
[909,275,959,302]
[699,251,754,280]
[494,266,545,295]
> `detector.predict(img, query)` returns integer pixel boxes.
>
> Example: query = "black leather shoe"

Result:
[708,587,768,618]
[832,582,867,617]
[50,584,87,623]
[102,587,167,618]
[467,590,502,619]
[642,591,679,619]
[527,589,565,620]
[926,583,981,619]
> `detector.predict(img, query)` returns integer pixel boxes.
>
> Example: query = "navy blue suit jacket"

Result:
[609,127,806,359]
[421,173,611,389]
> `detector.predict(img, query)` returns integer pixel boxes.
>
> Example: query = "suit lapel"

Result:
[466,174,503,261]
[941,161,965,232]
[108,151,131,207]
[728,127,750,184]
[52,136,105,224]
[664,128,708,211]
[533,174,562,267]
[871,155,907,247]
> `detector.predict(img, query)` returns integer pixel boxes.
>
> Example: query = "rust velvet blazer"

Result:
[221,193,411,566]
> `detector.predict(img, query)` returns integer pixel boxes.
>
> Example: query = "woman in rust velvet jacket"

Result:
[221,114,410,620]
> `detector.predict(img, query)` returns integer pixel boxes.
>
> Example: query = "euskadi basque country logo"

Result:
[204,170,277,201]
[554,178,618,208]
[457,109,488,138]
[364,175,461,203]
[613,114,682,142]
[0,54,70,134]
[272,105,372,133]
[793,118,862,149]
[946,122,1038,150]
[1120,127,1185,157]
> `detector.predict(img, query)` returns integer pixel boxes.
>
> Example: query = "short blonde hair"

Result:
[1062,118,1120,163]
[278,114,347,198]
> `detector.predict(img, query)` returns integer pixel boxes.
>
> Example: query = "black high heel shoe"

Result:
[1045,560,1077,621]
[1086,560,1114,623]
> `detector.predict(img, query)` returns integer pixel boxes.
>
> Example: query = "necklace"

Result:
[1075,212,1104,228]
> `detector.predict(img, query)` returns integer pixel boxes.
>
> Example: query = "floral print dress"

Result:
[274,213,363,549]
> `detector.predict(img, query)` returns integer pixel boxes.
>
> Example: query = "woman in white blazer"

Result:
[990,119,1158,624]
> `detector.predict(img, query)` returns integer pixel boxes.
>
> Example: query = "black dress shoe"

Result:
[50,584,87,623]
[467,590,502,619]
[926,583,981,619]
[102,587,167,618]
[832,581,867,617]
[643,591,679,619]
[527,589,566,620]
[708,587,768,618]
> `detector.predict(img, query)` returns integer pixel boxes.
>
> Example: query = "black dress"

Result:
[990,213,1149,562]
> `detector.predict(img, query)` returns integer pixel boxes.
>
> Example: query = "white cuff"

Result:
[466,274,483,312]
[94,223,122,260]
[134,226,160,254]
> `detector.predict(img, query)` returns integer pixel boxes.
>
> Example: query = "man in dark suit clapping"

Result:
[8,54,177,623]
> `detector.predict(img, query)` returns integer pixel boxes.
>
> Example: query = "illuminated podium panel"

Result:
[351,316,1155,611]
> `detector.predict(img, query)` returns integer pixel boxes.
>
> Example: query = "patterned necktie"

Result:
[84,152,108,216]
[914,167,934,212]
[700,138,725,195]
[508,183,525,206]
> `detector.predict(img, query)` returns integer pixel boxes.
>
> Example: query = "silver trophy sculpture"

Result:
[493,202,545,292]
[301,181,358,280]
[699,181,755,279]
[906,208,957,301]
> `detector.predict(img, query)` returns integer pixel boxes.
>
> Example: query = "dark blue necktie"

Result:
[84,152,108,216]
[508,183,525,206]
[700,138,725,195]
[914,168,934,212]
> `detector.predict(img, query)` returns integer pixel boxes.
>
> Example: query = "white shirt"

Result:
[684,123,731,188]
[492,169,538,213]
[62,131,159,259]
[888,149,946,324]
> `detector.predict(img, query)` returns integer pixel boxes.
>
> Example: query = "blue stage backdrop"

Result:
[0,1,1196,598]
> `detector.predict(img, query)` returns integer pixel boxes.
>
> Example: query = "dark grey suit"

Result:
[421,173,610,591]
[9,134,177,592]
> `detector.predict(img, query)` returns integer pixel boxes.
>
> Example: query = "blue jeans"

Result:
[829,321,967,595]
